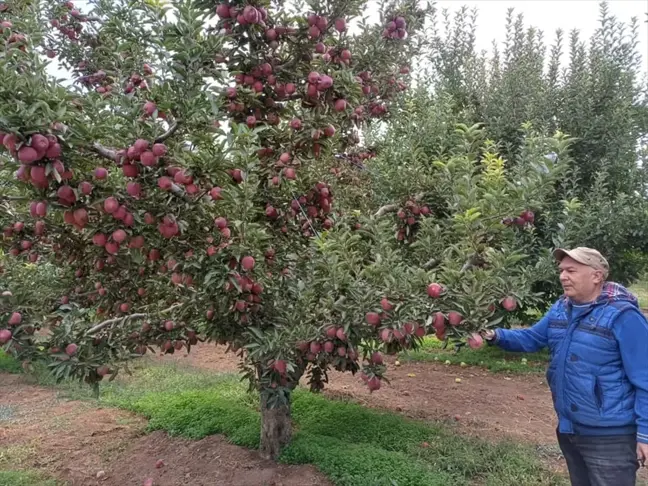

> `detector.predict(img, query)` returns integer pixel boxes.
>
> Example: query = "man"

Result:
[482,247,648,486]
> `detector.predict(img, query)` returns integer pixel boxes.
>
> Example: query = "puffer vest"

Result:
[546,298,637,435]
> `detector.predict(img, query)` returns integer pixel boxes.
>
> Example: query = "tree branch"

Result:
[90,127,188,199]
[373,193,426,218]
[374,204,399,217]
[90,120,179,161]
[422,258,439,270]
[87,313,147,335]
[87,303,182,335]
[459,259,473,273]
[91,141,118,161]
[459,254,484,273]
[155,121,179,143]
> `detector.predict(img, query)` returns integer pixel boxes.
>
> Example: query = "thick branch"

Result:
[374,204,399,217]
[459,254,484,273]
[86,313,147,335]
[91,142,117,161]
[87,303,182,335]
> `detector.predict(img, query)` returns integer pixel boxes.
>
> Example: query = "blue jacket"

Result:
[493,282,648,443]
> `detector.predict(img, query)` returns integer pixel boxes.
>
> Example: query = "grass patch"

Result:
[401,336,549,373]
[0,350,22,374]
[51,360,564,486]
[630,279,648,309]
[285,392,563,486]
[0,444,38,470]
[0,470,60,486]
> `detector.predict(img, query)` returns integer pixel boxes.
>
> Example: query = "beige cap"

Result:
[553,247,609,277]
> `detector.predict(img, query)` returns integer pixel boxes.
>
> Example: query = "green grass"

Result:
[401,336,550,373]
[630,279,648,309]
[0,471,60,486]
[42,360,564,486]
[0,350,23,374]
[0,444,38,470]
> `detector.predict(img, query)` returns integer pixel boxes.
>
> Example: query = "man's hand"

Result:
[637,442,648,467]
[480,329,496,341]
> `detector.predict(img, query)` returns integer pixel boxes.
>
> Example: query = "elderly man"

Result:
[482,247,648,486]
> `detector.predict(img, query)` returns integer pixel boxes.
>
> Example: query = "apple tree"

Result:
[0,0,441,459]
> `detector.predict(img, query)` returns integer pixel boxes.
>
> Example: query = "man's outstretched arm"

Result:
[486,313,551,353]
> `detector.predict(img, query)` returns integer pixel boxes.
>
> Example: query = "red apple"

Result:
[367,376,381,392]
[448,311,463,327]
[335,328,347,341]
[273,359,287,374]
[365,312,381,326]
[380,298,393,311]
[433,312,446,330]
[104,197,119,214]
[241,256,255,271]
[0,329,12,344]
[467,333,483,349]
[112,229,127,243]
[427,283,443,298]
[8,312,22,326]
[502,296,517,312]
[65,343,78,356]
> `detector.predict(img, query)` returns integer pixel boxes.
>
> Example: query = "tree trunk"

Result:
[259,392,292,460]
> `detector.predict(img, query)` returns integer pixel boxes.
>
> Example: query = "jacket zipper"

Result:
[594,377,602,410]
[555,304,573,419]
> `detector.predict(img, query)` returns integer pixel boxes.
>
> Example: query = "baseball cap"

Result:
[553,247,609,277]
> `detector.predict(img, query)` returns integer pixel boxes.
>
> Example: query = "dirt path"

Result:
[0,373,331,486]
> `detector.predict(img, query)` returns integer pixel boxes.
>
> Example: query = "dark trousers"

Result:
[557,431,639,486]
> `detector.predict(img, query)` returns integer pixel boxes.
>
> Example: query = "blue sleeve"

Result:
[491,314,550,353]
[613,309,648,445]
